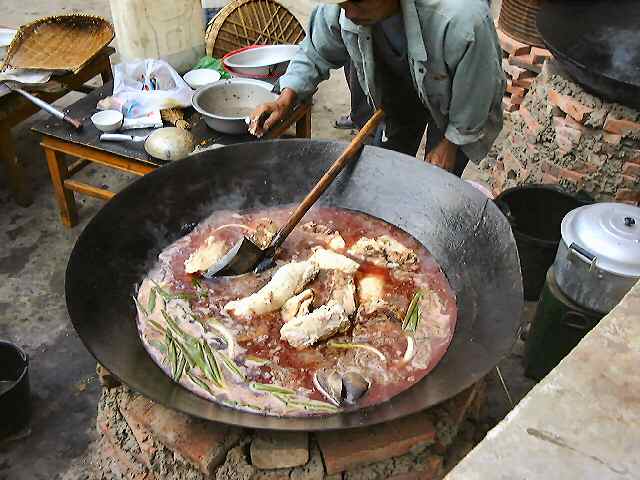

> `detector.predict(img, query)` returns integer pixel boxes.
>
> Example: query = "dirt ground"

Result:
[0,2,537,480]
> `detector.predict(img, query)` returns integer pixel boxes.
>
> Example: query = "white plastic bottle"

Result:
[109,0,206,74]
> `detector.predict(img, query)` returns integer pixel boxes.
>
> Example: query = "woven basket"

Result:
[498,0,545,47]
[205,0,305,59]
[1,14,114,73]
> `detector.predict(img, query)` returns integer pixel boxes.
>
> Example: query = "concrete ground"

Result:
[0,1,533,479]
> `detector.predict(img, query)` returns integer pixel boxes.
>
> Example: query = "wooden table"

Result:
[0,47,115,206]
[32,82,312,228]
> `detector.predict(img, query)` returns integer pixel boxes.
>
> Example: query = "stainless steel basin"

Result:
[192,78,277,134]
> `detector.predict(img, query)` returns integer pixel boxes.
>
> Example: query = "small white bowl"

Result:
[183,69,221,90]
[91,110,123,133]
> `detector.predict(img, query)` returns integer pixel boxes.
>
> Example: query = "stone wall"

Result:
[483,61,640,203]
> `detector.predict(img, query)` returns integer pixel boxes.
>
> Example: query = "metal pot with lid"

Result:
[553,203,640,314]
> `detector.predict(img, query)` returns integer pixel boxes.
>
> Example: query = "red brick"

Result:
[503,150,525,176]
[554,117,585,143]
[542,173,559,184]
[625,149,640,164]
[119,404,158,469]
[123,396,243,475]
[623,162,640,178]
[603,132,622,145]
[317,411,436,474]
[513,77,535,88]
[559,168,586,184]
[506,81,526,97]
[509,53,542,74]
[620,175,640,189]
[572,161,598,174]
[529,47,553,65]
[563,115,590,133]
[553,117,582,154]
[510,94,525,106]
[555,124,583,144]
[555,132,577,155]
[511,95,524,107]
[502,59,536,81]
[526,143,539,156]
[548,89,593,123]
[502,96,519,113]
[615,188,640,204]
[541,160,560,177]
[519,106,541,135]
[604,116,640,137]
[497,29,531,56]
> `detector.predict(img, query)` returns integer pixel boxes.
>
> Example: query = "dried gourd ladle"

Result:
[202,108,384,278]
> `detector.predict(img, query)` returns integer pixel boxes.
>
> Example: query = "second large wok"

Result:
[66,139,523,431]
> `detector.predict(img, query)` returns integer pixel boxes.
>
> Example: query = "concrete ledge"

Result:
[445,281,640,480]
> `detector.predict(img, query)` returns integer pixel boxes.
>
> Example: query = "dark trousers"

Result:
[344,60,374,129]
[373,117,469,178]
[345,62,468,177]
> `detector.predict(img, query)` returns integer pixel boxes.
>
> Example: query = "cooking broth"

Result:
[135,206,457,417]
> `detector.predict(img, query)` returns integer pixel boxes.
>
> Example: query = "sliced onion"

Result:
[402,336,415,363]
[213,223,255,233]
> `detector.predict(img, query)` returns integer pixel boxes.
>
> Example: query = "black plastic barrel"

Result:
[495,185,591,301]
[0,341,31,439]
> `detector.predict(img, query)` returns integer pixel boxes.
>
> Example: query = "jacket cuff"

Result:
[444,123,485,146]
[278,75,313,100]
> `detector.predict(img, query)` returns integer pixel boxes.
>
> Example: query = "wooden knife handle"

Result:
[63,114,83,130]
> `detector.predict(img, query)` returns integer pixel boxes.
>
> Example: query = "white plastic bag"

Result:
[109,59,194,118]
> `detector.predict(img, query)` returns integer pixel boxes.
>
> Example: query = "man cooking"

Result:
[249,0,505,176]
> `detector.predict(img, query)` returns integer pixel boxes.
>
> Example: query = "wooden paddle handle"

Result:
[270,108,384,249]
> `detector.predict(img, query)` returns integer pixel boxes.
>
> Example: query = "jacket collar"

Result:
[339,11,364,33]
[400,0,428,61]
[338,0,428,61]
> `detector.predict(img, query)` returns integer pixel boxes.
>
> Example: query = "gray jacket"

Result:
[279,0,506,161]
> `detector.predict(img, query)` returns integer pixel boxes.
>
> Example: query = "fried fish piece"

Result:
[280,302,350,349]
[224,261,319,317]
[348,235,417,269]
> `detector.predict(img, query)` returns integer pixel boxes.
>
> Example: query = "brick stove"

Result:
[92,370,487,480]
[484,60,640,204]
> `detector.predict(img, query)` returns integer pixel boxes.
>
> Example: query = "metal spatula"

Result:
[201,109,384,278]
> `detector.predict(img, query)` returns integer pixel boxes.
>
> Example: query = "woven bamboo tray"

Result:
[498,0,545,47]
[205,0,305,59]
[1,14,114,73]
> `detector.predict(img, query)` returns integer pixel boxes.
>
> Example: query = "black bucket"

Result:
[0,340,31,439]
[495,185,592,301]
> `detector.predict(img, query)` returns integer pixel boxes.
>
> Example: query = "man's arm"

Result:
[250,6,350,136]
[442,12,505,155]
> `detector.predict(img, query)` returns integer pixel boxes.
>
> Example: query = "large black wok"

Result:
[66,140,522,430]
[537,0,640,108]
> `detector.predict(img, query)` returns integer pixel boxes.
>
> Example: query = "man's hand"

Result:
[426,138,458,172]
[248,88,297,137]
